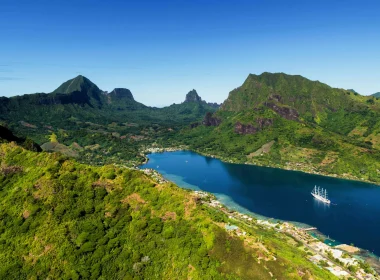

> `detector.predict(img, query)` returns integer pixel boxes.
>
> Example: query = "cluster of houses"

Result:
[141,168,167,184]
[194,190,378,280]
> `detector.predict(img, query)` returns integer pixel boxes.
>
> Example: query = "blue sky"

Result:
[1,0,379,106]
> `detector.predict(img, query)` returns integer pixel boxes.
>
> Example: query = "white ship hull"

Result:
[311,192,331,204]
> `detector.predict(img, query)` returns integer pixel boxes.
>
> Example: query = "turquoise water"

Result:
[141,151,380,255]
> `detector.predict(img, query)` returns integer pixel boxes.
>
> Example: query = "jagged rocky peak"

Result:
[52,75,100,94]
[109,88,134,100]
[184,89,202,103]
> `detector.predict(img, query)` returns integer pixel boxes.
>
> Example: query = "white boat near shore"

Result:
[311,186,331,204]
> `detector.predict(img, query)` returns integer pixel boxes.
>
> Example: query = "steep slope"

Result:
[0,125,41,152]
[222,72,366,116]
[184,89,202,103]
[372,92,380,98]
[0,142,337,279]
[52,75,100,94]
[175,72,380,183]
[222,73,380,136]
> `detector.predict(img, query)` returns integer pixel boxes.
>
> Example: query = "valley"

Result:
[1,72,380,279]
[1,73,379,184]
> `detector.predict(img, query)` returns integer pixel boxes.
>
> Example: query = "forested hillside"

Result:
[174,73,380,183]
[0,76,217,165]
[0,143,335,279]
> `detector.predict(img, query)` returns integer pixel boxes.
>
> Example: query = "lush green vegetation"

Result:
[1,72,379,278]
[0,76,216,165]
[169,73,380,183]
[0,143,336,279]
[1,72,379,184]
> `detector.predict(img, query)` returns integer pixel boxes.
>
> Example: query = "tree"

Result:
[50,132,58,142]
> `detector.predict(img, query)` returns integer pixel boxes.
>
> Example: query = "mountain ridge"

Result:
[52,75,100,94]
[176,72,380,184]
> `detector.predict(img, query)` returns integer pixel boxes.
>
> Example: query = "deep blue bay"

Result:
[141,151,380,255]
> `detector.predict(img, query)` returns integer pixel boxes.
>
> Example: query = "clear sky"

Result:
[1,0,379,106]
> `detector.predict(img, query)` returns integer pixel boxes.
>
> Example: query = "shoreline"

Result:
[141,146,379,186]
[139,150,380,277]
[195,150,379,187]
[139,165,379,278]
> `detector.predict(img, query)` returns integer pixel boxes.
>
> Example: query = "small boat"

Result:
[311,185,331,204]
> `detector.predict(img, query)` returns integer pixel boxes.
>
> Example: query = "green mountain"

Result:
[0,76,216,126]
[0,77,218,166]
[0,141,338,279]
[222,72,364,116]
[372,92,380,98]
[174,72,380,183]
[52,75,100,94]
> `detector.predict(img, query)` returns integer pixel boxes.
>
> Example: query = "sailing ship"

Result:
[311,186,331,204]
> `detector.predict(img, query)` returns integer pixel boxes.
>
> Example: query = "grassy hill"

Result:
[173,73,380,183]
[0,142,336,279]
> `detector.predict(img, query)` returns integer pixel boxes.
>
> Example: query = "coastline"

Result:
[141,146,379,186]
[139,149,380,276]
[138,165,379,278]
[195,150,379,187]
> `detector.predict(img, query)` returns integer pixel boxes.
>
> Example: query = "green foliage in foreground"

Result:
[0,143,336,279]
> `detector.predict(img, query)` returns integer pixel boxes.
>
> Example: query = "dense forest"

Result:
[0,142,336,279]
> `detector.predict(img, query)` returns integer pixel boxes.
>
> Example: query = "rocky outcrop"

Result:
[184,90,220,108]
[257,118,273,128]
[234,118,273,135]
[235,122,259,134]
[266,102,299,121]
[203,112,221,126]
[109,88,134,100]
[184,90,202,103]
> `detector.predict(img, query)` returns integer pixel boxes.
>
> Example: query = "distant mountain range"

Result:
[372,92,380,98]
[1,72,379,183]
[0,75,218,126]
